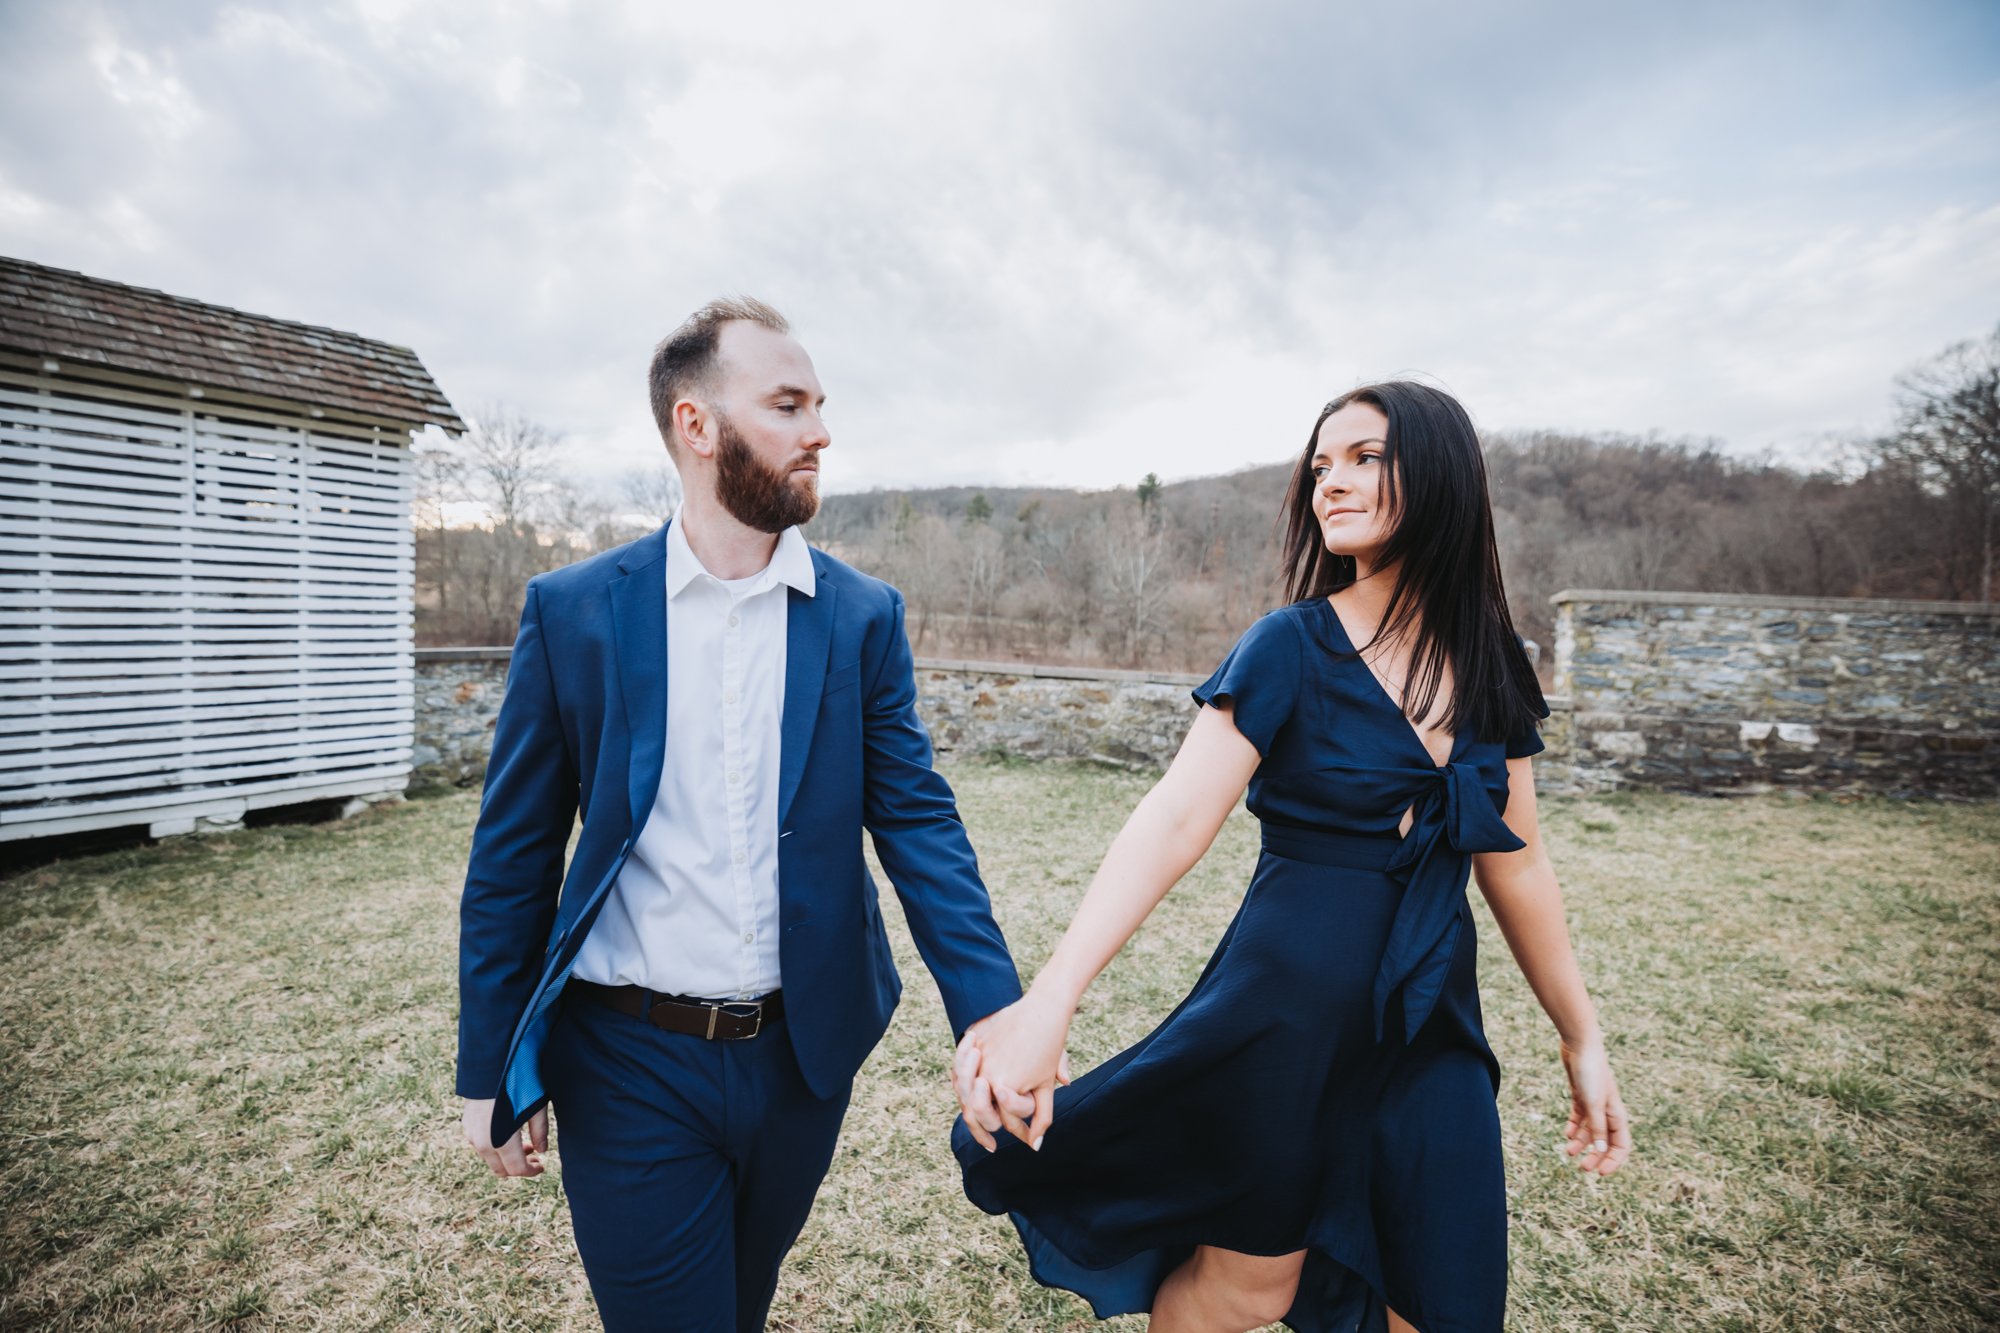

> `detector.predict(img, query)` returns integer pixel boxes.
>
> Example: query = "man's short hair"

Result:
[648,296,791,452]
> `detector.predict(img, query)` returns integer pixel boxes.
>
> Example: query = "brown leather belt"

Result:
[567,979,783,1040]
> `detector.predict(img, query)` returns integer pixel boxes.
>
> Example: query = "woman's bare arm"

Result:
[954,703,1262,1149]
[1471,759,1632,1175]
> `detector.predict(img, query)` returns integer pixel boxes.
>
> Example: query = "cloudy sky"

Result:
[2,0,1996,493]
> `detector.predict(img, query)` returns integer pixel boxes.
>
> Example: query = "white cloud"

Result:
[1,0,1995,494]
[89,35,201,138]
[94,194,165,253]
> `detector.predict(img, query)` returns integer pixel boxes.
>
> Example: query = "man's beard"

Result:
[713,412,819,534]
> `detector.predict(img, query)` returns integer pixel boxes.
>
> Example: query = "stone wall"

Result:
[913,660,1205,769]
[412,649,510,788]
[416,590,1998,801]
[1553,591,1998,798]
[410,651,1217,786]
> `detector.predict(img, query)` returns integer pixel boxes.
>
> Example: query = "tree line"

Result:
[416,325,2000,673]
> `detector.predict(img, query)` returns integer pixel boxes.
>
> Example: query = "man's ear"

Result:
[673,399,715,460]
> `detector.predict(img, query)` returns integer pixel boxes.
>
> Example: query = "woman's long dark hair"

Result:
[1280,381,1546,745]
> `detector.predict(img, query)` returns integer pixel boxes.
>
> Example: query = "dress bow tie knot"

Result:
[1372,760,1525,1043]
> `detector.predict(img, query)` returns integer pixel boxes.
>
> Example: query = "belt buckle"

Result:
[703,999,764,1040]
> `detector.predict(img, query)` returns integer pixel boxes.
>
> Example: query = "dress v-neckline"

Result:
[1318,596,1465,771]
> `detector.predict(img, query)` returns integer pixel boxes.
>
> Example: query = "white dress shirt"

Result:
[570,520,816,999]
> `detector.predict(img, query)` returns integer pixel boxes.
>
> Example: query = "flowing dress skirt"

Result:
[954,830,1508,1333]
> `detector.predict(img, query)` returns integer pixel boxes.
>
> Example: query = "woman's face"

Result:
[1310,401,1395,567]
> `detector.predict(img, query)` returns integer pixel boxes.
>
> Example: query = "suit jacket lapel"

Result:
[778,555,836,827]
[611,522,670,831]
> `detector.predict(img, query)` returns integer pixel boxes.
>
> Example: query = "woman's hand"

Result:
[1560,1039,1632,1177]
[954,988,1074,1152]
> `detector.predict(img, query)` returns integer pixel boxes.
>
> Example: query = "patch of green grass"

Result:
[199,1282,268,1326]
[1,769,1997,1329]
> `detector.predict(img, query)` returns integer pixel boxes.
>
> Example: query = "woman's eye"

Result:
[1358,452,1380,464]
[1311,465,1330,479]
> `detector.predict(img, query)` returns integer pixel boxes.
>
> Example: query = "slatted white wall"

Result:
[0,363,415,841]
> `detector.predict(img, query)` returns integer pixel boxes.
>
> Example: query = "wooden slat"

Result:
[0,720,414,773]
[1,365,420,838]
[0,765,413,836]
[0,543,414,586]
[0,604,408,626]
[0,562,406,590]
[0,585,406,608]
[0,643,410,668]
[0,439,188,481]
[0,391,199,442]
[0,500,414,549]
[0,520,414,567]
[0,665,413,692]
[0,371,401,446]
[0,730,415,789]
[0,771,411,841]
[4,701,410,739]
[0,677,412,713]
[3,645,409,662]
[4,744,415,804]
[0,707,411,752]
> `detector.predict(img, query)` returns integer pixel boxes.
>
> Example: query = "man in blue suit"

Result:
[456,297,1027,1330]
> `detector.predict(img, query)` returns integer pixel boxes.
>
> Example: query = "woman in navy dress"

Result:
[951,382,1632,1332]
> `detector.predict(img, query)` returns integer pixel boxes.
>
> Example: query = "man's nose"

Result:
[803,411,830,450]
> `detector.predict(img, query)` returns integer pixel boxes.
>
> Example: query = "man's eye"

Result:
[777,403,797,413]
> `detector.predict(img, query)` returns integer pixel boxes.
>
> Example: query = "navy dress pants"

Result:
[544,996,852,1333]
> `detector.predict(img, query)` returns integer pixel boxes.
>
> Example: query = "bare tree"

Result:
[1874,324,2000,601]
[462,404,563,535]
[411,430,468,632]
[621,461,684,525]
[1096,503,1175,665]
[956,521,1007,651]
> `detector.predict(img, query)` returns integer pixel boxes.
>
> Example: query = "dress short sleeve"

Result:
[1192,611,1302,756]
[1505,697,1551,759]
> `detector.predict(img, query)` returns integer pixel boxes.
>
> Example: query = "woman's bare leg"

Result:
[1386,1307,1420,1333]
[1149,1245,1305,1333]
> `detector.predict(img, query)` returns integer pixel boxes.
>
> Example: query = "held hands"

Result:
[462,1098,548,1178]
[1559,1039,1632,1177]
[953,989,1074,1153]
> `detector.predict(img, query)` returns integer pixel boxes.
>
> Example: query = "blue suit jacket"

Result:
[456,521,1023,1138]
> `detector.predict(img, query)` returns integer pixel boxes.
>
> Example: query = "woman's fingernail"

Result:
[1032,1136,1044,1152]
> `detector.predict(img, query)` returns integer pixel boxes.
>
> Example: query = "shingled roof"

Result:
[0,256,464,433]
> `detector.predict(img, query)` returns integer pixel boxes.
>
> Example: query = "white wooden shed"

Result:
[0,257,464,841]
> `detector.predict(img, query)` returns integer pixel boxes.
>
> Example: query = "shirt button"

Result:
[742,931,755,944]
[724,692,737,706]
[726,770,740,784]
[728,614,740,628]
[733,850,746,865]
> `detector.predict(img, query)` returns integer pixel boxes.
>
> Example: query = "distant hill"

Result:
[809,431,1952,675]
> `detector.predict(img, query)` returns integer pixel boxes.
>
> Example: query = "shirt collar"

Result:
[666,519,817,600]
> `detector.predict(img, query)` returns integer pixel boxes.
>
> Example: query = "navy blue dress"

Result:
[954,598,1547,1333]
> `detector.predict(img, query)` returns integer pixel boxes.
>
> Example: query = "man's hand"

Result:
[953,1018,1035,1153]
[462,1098,548,1178]
[952,994,1073,1152]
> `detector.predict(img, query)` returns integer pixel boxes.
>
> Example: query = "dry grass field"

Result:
[1,763,1996,1331]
